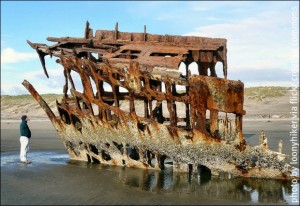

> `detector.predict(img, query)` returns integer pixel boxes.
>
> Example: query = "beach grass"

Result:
[1,86,297,116]
[1,87,294,107]
[1,94,62,106]
[244,87,293,101]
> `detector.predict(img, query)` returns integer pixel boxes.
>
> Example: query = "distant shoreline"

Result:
[1,87,298,123]
[1,118,298,123]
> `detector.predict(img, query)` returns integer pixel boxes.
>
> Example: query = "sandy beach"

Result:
[1,87,299,205]
[1,118,298,205]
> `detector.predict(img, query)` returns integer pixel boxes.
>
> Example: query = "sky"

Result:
[1,1,299,95]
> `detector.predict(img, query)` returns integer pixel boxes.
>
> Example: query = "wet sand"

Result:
[1,120,299,205]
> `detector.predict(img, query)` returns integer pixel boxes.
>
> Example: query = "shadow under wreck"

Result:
[23,21,298,179]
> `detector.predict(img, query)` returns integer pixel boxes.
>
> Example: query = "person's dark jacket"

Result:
[20,121,31,138]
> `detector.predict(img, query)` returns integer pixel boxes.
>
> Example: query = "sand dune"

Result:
[1,87,298,121]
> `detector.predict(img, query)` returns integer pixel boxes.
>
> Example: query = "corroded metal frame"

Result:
[23,22,296,179]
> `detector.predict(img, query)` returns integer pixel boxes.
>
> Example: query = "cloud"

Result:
[1,48,38,64]
[23,68,63,80]
[191,6,210,12]
[21,68,66,92]
[205,17,223,21]
[20,67,109,95]
[1,68,65,95]
[186,62,293,87]
[184,10,298,78]
[1,82,63,96]
[1,83,28,96]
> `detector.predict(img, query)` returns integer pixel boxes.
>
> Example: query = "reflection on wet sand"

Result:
[68,160,296,205]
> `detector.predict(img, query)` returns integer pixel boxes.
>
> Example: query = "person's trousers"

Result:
[20,136,29,162]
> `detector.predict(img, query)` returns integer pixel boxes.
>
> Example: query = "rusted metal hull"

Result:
[22,76,292,179]
[23,22,297,180]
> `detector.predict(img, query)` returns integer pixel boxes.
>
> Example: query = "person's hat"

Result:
[21,115,27,121]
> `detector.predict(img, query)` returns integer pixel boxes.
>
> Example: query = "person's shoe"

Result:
[21,160,31,164]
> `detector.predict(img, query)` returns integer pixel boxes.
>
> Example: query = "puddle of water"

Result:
[1,151,69,166]
[1,151,299,205]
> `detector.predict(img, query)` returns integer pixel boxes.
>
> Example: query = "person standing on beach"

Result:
[20,115,31,164]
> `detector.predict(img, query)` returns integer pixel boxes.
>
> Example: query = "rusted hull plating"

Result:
[23,22,295,179]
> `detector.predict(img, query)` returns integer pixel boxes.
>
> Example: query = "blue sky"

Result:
[1,1,299,95]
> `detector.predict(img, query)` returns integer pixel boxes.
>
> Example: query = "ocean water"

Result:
[1,151,298,205]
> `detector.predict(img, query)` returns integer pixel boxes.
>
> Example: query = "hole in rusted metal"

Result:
[91,103,99,116]
[164,156,173,167]
[103,82,113,92]
[218,112,236,141]
[161,100,168,122]
[101,150,112,161]
[128,146,140,161]
[178,62,187,76]
[87,154,92,162]
[150,52,178,57]
[251,155,258,167]
[58,108,71,124]
[70,72,84,93]
[137,122,147,132]
[159,155,167,170]
[161,82,166,93]
[89,76,97,98]
[113,54,138,59]
[89,144,98,155]
[198,165,211,176]
[120,99,130,113]
[120,49,141,54]
[188,164,193,175]
[188,62,199,75]
[92,157,100,163]
[176,85,186,94]
[184,135,192,140]
[215,62,223,77]
[134,100,143,116]
[71,114,82,132]
[113,141,124,154]
[90,52,97,58]
[145,150,154,167]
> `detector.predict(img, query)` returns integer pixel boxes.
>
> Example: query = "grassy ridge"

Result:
[1,94,62,108]
[1,94,62,119]
[0,87,294,106]
[245,87,288,97]
[244,87,291,101]
[0,87,296,120]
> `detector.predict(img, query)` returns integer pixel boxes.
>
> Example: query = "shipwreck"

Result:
[23,22,295,179]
